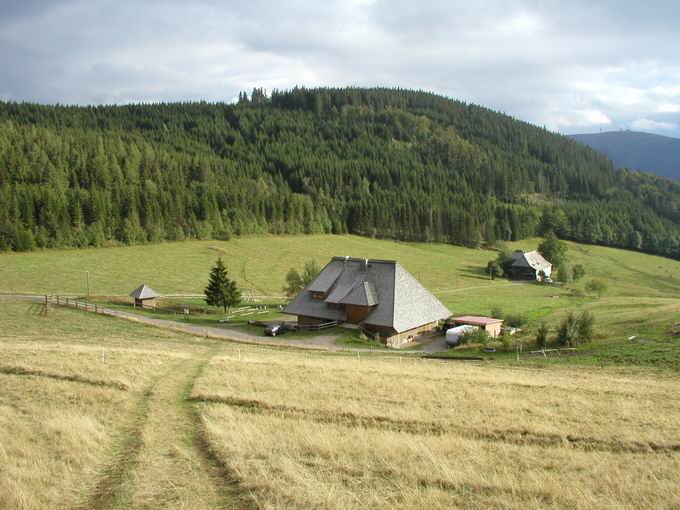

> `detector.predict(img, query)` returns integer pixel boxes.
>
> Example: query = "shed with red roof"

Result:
[449,315,504,338]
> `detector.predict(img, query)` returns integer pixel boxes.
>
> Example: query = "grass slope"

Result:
[2,301,680,508]
[1,234,679,341]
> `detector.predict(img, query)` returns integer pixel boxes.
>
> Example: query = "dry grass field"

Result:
[193,351,680,509]
[2,300,680,509]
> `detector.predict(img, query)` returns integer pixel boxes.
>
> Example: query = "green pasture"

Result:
[1,234,678,346]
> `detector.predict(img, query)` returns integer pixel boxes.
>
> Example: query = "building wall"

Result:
[484,322,502,338]
[135,297,156,309]
[371,321,439,347]
[346,304,370,323]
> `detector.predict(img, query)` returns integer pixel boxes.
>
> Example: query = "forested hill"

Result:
[1,87,679,258]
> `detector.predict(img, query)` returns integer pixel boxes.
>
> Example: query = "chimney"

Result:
[361,258,369,271]
[344,255,349,264]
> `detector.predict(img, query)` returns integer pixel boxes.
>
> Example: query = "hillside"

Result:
[1,88,679,258]
[2,234,678,345]
[3,301,680,508]
[571,130,680,181]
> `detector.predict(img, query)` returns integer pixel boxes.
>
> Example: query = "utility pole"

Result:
[86,271,90,298]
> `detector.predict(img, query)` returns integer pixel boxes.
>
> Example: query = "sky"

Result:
[1,0,679,137]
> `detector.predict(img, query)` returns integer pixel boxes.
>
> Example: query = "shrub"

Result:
[505,313,528,328]
[490,305,504,319]
[586,279,608,297]
[486,260,503,279]
[458,328,490,346]
[535,322,549,348]
[577,311,596,341]
[556,262,572,283]
[572,264,586,281]
[556,311,596,346]
[556,312,579,346]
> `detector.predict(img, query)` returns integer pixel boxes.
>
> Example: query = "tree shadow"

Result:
[458,265,490,281]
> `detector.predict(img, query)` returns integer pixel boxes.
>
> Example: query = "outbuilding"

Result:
[129,283,159,309]
[508,250,552,281]
[448,316,504,338]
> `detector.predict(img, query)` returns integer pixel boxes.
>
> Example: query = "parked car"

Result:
[264,323,289,337]
[544,277,553,283]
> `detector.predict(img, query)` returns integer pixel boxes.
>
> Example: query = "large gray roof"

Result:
[510,250,552,271]
[284,257,451,333]
[129,283,159,299]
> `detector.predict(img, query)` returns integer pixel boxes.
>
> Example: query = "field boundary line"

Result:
[0,364,129,391]
[192,393,680,455]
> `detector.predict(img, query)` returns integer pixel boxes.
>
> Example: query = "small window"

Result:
[310,291,325,300]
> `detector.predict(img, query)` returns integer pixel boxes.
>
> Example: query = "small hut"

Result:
[446,316,504,338]
[129,284,159,309]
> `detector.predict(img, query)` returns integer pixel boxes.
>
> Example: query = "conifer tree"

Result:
[205,258,241,313]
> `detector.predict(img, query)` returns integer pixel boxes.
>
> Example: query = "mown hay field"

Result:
[194,350,680,509]
[4,297,678,508]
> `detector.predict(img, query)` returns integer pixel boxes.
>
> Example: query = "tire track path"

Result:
[75,350,252,509]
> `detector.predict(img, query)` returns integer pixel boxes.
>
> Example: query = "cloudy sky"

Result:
[1,0,679,136]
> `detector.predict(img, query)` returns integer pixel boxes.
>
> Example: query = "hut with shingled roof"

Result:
[129,283,159,309]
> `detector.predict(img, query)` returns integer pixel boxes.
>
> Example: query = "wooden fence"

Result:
[49,295,120,317]
[296,320,339,331]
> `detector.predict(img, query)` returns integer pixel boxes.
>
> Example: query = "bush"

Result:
[490,305,504,319]
[505,313,528,328]
[556,312,579,346]
[586,279,608,297]
[486,260,503,279]
[556,311,596,346]
[555,261,572,282]
[577,311,596,341]
[535,322,549,348]
[458,328,490,346]
[572,264,586,281]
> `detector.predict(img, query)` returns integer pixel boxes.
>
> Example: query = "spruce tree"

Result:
[205,258,240,313]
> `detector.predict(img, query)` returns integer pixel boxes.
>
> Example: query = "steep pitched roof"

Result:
[283,257,451,333]
[129,283,159,300]
[341,281,379,306]
[510,250,552,272]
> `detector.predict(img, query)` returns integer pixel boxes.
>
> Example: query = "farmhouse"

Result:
[448,316,504,338]
[508,250,552,281]
[284,257,451,347]
[129,283,159,308]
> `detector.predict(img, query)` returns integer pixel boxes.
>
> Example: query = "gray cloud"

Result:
[0,0,678,136]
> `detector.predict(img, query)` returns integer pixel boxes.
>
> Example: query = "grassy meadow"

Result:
[1,234,678,349]
[1,301,679,509]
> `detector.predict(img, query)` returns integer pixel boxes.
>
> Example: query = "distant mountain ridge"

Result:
[570,131,680,181]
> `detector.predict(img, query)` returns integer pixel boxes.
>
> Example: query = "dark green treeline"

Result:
[0,87,678,257]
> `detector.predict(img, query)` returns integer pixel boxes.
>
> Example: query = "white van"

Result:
[445,325,479,347]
